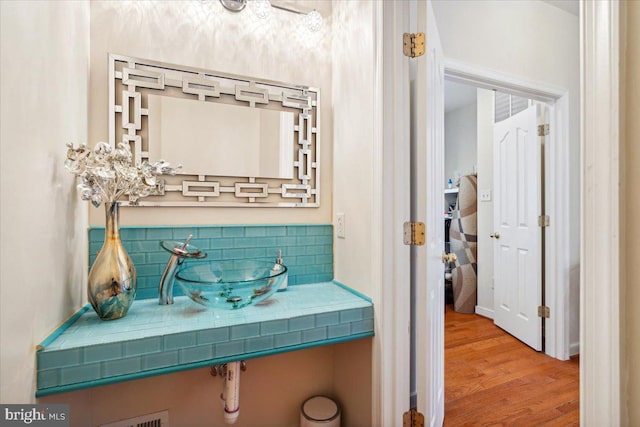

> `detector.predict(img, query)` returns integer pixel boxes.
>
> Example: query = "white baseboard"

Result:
[569,341,580,356]
[475,305,494,319]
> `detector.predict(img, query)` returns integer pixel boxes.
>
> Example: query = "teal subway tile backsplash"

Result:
[245,227,267,237]
[222,227,244,238]
[120,228,146,240]
[87,224,333,300]
[172,228,199,240]
[146,228,174,240]
[266,226,286,236]
[198,228,222,238]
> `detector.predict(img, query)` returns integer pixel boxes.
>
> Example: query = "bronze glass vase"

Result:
[87,202,137,320]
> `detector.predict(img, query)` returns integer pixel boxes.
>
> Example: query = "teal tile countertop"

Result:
[36,281,373,397]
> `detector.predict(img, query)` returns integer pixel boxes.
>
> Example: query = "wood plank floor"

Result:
[444,305,579,426]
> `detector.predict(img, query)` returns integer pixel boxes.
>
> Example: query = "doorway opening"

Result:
[439,59,576,361]
[441,76,580,424]
[443,80,549,348]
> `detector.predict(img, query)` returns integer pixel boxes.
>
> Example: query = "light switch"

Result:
[479,189,492,202]
[336,213,346,238]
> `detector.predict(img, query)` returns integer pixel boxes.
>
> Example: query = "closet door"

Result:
[492,104,543,351]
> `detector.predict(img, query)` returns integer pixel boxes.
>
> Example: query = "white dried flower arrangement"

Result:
[65,142,181,207]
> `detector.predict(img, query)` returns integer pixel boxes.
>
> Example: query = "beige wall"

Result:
[88,0,333,226]
[330,2,375,423]
[40,346,336,427]
[331,0,375,299]
[0,0,90,404]
[623,1,640,424]
[332,339,373,427]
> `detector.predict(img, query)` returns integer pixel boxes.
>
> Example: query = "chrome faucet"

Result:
[158,235,206,305]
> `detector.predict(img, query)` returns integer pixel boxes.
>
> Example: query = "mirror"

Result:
[109,53,320,207]
[147,95,294,179]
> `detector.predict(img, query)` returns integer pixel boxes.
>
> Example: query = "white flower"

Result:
[65,142,181,207]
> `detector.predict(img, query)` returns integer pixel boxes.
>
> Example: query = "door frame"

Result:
[372,1,622,425]
[580,1,623,425]
[370,1,412,426]
[444,59,571,360]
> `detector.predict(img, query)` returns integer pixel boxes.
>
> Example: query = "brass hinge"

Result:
[538,215,550,227]
[403,221,426,246]
[403,409,425,427]
[538,305,550,318]
[403,32,425,58]
[538,124,549,136]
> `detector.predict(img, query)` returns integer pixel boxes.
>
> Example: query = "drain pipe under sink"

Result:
[212,361,246,424]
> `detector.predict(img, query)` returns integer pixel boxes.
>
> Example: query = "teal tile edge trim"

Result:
[35,332,373,398]
[38,305,91,350]
[331,280,373,303]
[36,282,372,397]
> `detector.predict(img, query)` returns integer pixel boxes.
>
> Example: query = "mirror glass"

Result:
[147,95,294,179]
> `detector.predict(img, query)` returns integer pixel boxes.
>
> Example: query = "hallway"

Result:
[444,306,579,426]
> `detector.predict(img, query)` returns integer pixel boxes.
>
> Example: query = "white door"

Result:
[492,104,543,351]
[415,1,445,425]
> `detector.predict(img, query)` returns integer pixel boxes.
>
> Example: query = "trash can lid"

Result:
[301,396,340,421]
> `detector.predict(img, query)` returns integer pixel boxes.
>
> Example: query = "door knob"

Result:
[490,232,501,239]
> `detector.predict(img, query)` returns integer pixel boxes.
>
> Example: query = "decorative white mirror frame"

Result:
[108,53,320,207]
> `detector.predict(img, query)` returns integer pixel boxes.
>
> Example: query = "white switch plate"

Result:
[336,213,346,238]
[479,189,492,202]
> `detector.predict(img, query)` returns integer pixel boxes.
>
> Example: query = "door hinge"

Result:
[403,221,426,246]
[403,32,425,58]
[538,305,550,318]
[403,409,425,427]
[538,215,550,227]
[538,124,549,136]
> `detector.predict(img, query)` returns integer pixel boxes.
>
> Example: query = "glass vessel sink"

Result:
[175,260,288,309]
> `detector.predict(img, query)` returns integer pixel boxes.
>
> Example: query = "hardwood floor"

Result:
[444,305,579,426]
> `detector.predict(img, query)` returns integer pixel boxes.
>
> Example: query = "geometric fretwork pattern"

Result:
[109,53,320,207]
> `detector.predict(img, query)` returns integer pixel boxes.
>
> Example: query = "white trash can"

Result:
[300,395,341,427]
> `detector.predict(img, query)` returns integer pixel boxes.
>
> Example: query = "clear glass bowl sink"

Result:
[175,260,287,309]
